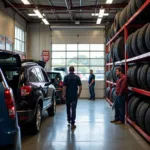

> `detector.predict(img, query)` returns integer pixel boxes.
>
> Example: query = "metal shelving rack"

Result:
[105,0,150,142]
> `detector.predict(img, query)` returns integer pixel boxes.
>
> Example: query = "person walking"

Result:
[88,69,95,100]
[111,67,127,124]
[62,66,82,129]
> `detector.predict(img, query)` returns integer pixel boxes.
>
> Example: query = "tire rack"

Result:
[105,0,150,142]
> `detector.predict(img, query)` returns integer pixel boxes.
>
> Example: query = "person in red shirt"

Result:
[111,67,127,124]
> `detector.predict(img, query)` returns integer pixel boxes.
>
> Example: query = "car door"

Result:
[40,69,52,108]
[34,67,50,110]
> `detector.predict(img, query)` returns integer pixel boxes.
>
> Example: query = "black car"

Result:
[0,52,56,134]
[47,71,66,104]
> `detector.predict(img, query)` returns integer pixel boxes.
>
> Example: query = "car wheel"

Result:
[30,104,42,134]
[47,96,56,116]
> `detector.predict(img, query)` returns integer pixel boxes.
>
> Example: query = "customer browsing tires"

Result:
[111,67,127,124]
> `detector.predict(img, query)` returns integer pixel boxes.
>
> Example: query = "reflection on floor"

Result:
[22,99,150,150]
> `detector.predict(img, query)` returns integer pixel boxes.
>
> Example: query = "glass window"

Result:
[67,44,77,51]
[52,59,66,66]
[14,26,25,52]
[67,52,77,58]
[29,69,39,82]
[52,44,105,80]
[78,52,89,58]
[78,44,89,51]
[90,59,104,66]
[90,44,104,51]
[52,44,65,51]
[35,68,44,82]
[90,52,104,58]
[52,52,66,58]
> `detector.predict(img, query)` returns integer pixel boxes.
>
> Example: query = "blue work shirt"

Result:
[88,74,95,86]
[63,73,82,103]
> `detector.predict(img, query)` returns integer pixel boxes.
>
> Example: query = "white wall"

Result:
[27,24,51,70]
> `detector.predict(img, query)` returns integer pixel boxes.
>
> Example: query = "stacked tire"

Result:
[127,64,150,90]
[128,94,150,135]
[126,23,150,58]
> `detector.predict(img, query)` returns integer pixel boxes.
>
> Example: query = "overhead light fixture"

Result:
[99,9,105,17]
[106,0,113,4]
[96,18,102,24]
[33,9,43,18]
[91,13,99,16]
[43,14,45,16]
[103,13,109,16]
[28,14,37,16]
[21,0,30,5]
[42,18,49,25]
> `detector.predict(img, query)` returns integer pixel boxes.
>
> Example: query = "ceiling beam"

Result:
[9,3,127,10]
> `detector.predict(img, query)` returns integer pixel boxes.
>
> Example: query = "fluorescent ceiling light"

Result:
[106,0,113,4]
[92,13,99,16]
[21,0,30,5]
[96,18,102,24]
[99,9,105,17]
[103,13,109,16]
[28,14,37,16]
[42,18,49,25]
[33,9,43,18]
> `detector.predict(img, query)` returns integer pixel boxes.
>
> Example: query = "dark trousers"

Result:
[89,85,95,99]
[66,100,77,125]
[115,96,125,122]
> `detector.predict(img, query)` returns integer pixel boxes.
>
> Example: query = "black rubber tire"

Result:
[130,97,142,121]
[120,7,128,27]
[128,96,137,117]
[106,53,109,63]
[146,67,150,89]
[126,34,135,58]
[136,101,145,125]
[113,37,125,61]
[145,24,150,52]
[110,43,115,61]
[137,64,144,88]
[131,30,141,56]
[114,12,121,33]
[145,107,150,135]
[106,87,111,97]
[127,3,132,20]
[130,65,140,87]
[138,102,150,131]
[112,67,117,82]
[135,0,146,9]
[139,64,149,90]
[30,104,42,134]
[137,24,149,54]
[112,89,116,103]
[110,23,115,38]
[127,66,132,86]
[47,95,56,116]
[130,0,138,16]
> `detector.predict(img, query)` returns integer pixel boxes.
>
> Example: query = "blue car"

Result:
[0,68,21,150]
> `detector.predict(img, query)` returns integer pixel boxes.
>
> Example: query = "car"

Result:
[0,68,21,150]
[0,52,56,134]
[47,71,66,104]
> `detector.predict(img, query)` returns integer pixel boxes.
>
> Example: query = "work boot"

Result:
[115,121,124,124]
[110,120,118,123]
[71,124,76,129]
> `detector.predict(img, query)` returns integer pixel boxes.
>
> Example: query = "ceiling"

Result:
[4,0,129,26]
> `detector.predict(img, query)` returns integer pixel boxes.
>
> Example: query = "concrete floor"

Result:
[22,100,150,150]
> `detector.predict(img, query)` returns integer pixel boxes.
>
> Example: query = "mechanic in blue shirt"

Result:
[63,66,82,129]
[88,69,95,100]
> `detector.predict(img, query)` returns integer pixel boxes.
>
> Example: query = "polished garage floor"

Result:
[22,100,150,150]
